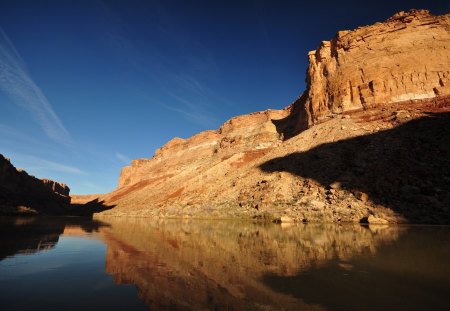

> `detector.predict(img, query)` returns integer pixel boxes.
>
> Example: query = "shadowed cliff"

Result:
[261,112,450,224]
[0,154,71,215]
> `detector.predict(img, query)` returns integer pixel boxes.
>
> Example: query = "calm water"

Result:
[1,217,450,311]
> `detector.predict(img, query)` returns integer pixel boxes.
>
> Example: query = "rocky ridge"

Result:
[80,10,450,224]
[0,154,71,214]
[118,109,288,189]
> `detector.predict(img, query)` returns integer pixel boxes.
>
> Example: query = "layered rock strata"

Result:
[296,9,450,130]
[90,10,450,224]
[118,109,288,189]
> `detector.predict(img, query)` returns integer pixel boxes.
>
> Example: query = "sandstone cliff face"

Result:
[93,10,450,224]
[0,154,71,214]
[298,9,450,129]
[118,109,288,188]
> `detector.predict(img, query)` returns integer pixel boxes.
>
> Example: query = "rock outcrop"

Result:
[118,109,288,188]
[0,154,71,214]
[90,10,450,224]
[295,9,450,130]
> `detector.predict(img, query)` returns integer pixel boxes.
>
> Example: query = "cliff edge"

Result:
[294,9,450,131]
[88,10,450,224]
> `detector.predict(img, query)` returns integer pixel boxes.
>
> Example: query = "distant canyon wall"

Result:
[0,154,71,214]
[297,9,450,129]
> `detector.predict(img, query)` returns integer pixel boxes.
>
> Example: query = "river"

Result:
[1,217,449,310]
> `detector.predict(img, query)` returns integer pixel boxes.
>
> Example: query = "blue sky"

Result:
[0,1,448,194]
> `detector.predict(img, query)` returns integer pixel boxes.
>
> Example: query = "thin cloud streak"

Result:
[0,27,71,144]
[99,3,230,127]
[10,154,85,175]
[0,123,48,147]
[160,101,217,128]
[116,152,131,164]
[79,181,103,193]
[172,73,207,96]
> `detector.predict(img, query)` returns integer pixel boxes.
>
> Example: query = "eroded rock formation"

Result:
[0,154,71,214]
[90,10,450,224]
[118,109,288,188]
[297,9,450,130]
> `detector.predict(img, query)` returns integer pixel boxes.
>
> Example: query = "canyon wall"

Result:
[0,154,71,214]
[118,109,288,188]
[117,10,450,190]
[297,9,450,129]
[95,10,450,224]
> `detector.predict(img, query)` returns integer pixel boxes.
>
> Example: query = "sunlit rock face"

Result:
[0,154,71,214]
[100,219,402,310]
[91,10,450,224]
[117,109,288,189]
[297,9,450,130]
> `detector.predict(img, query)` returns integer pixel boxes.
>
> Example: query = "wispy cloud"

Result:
[98,2,229,128]
[10,154,85,175]
[172,73,208,97]
[79,181,103,193]
[161,102,217,128]
[0,123,48,147]
[0,27,71,144]
[28,157,84,175]
[164,92,217,127]
[115,152,130,164]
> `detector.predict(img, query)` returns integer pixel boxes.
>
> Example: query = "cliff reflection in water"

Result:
[0,216,106,260]
[98,219,403,310]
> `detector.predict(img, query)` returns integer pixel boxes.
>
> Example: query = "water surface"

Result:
[1,217,449,310]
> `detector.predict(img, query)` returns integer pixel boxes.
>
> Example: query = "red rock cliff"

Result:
[95,10,450,224]
[295,9,450,130]
[118,109,289,188]
[117,10,450,189]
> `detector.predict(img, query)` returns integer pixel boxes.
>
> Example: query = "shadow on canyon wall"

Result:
[271,94,306,140]
[69,199,116,217]
[262,112,450,223]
